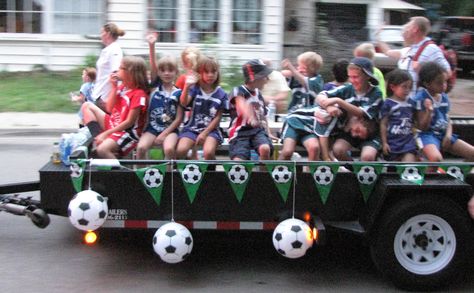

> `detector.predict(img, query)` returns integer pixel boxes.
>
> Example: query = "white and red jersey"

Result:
[105,85,148,138]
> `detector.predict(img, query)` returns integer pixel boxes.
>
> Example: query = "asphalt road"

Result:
[1,134,473,292]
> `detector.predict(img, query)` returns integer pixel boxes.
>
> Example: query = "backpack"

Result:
[413,40,457,92]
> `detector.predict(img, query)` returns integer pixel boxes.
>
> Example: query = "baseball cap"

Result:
[242,59,272,83]
[349,57,379,86]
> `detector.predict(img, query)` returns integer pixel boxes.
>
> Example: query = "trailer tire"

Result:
[370,195,473,291]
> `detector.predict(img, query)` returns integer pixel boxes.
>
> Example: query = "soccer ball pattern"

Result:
[70,162,83,178]
[272,165,292,184]
[401,167,422,181]
[143,168,163,188]
[357,166,378,185]
[153,222,193,264]
[68,190,108,231]
[313,166,334,185]
[446,166,464,181]
[227,164,249,184]
[272,218,313,259]
[181,164,202,184]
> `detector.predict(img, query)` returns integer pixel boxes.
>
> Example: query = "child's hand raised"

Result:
[423,98,433,111]
[146,32,158,44]
[185,72,199,86]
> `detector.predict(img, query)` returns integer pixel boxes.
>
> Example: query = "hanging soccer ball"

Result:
[357,166,377,185]
[143,168,163,188]
[68,190,108,231]
[181,164,202,184]
[272,165,292,184]
[313,166,334,185]
[446,166,464,181]
[272,218,313,259]
[153,222,193,264]
[228,164,249,184]
[401,167,422,181]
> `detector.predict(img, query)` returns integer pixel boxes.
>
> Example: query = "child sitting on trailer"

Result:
[228,59,275,161]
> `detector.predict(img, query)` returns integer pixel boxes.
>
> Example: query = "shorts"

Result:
[229,128,273,160]
[336,132,382,151]
[416,132,458,150]
[108,130,139,156]
[281,124,317,145]
[144,125,178,137]
[179,129,223,144]
[383,149,418,161]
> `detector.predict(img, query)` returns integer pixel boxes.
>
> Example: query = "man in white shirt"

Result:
[378,16,451,96]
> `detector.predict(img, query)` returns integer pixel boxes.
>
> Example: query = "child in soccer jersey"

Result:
[279,105,340,162]
[353,42,387,99]
[176,56,228,160]
[228,59,274,161]
[281,51,324,113]
[317,57,383,161]
[136,33,184,160]
[413,62,474,163]
[81,56,149,158]
[380,69,417,162]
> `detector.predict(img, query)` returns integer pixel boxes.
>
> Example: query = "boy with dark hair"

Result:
[228,59,274,161]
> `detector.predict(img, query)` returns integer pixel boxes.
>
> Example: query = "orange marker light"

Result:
[312,227,318,241]
[84,230,98,245]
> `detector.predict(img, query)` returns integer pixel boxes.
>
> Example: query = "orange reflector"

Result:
[312,227,318,241]
[84,231,97,245]
[303,212,311,222]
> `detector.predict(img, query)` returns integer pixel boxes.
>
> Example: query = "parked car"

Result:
[431,16,474,75]
[372,25,404,73]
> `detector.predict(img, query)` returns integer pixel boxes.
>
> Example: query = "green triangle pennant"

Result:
[353,163,383,202]
[70,159,86,193]
[439,165,471,182]
[396,165,426,185]
[223,162,254,203]
[177,162,208,203]
[265,162,295,203]
[309,163,339,204]
[135,164,167,206]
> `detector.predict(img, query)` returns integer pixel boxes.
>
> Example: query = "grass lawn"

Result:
[0,69,243,113]
[0,70,82,113]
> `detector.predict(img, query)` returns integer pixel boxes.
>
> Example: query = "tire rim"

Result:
[394,214,456,275]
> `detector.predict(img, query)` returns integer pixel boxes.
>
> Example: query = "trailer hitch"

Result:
[0,193,50,229]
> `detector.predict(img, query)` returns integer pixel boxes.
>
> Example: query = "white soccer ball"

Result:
[70,162,83,178]
[272,165,292,184]
[227,164,249,184]
[401,167,422,181]
[68,190,108,231]
[446,166,464,181]
[143,168,163,188]
[357,166,377,185]
[153,222,193,264]
[313,166,334,185]
[273,218,313,259]
[181,164,202,184]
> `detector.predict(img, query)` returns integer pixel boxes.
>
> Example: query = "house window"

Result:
[148,0,177,42]
[0,0,104,34]
[232,0,262,44]
[190,0,219,43]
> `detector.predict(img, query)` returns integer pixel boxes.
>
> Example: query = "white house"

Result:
[0,0,423,72]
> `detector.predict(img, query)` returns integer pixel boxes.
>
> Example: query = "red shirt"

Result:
[105,85,148,138]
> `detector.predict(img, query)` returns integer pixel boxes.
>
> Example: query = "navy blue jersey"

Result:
[183,85,228,133]
[380,98,416,154]
[146,84,181,134]
[412,88,450,137]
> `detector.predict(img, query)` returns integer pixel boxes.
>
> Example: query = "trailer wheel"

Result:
[370,196,473,290]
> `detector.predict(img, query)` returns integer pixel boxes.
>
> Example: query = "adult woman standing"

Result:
[92,23,125,110]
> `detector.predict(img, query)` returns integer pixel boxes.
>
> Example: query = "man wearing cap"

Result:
[228,59,274,161]
[317,57,383,161]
